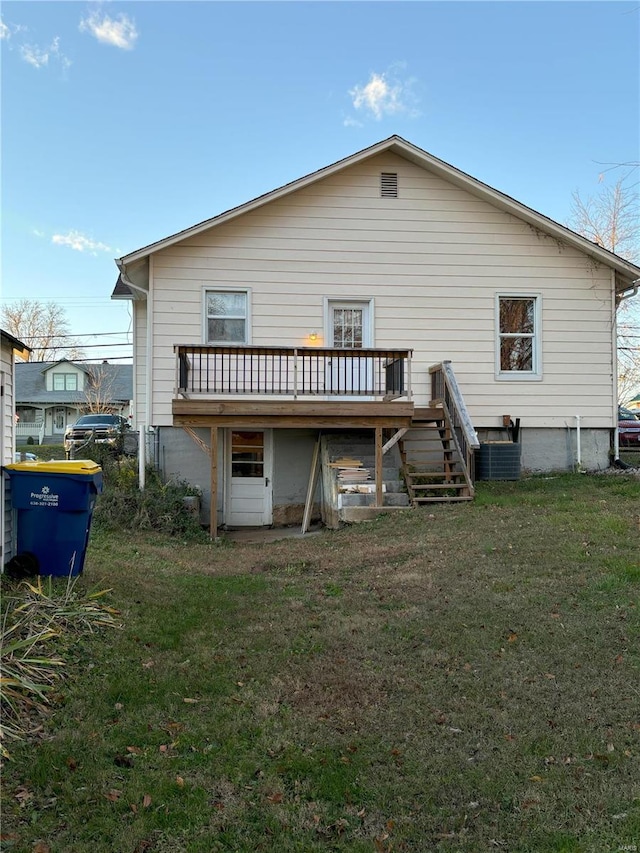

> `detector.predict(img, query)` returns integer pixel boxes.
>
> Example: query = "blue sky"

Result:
[2,1,638,362]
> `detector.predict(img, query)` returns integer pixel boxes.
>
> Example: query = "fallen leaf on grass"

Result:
[14,787,33,805]
[183,697,199,704]
[266,792,283,804]
[142,660,155,669]
[127,746,143,754]
[142,793,152,808]
[176,776,185,788]
[507,633,518,643]
[32,843,51,853]
[65,757,77,771]
[105,789,122,802]
[529,776,543,783]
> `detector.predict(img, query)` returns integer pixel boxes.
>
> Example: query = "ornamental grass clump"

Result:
[0,576,120,755]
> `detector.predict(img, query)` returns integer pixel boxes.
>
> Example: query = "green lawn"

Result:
[2,473,639,852]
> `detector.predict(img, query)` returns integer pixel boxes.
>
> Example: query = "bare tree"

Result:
[568,173,640,404]
[82,364,118,413]
[0,299,84,361]
[568,176,639,263]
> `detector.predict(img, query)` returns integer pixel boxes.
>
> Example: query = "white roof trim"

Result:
[117,135,640,289]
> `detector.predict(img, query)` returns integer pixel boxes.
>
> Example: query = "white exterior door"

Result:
[225,430,272,527]
[328,300,373,395]
[52,407,66,435]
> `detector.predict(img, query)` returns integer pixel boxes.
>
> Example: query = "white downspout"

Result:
[612,269,619,463]
[138,424,146,491]
[575,415,582,471]
[146,256,153,443]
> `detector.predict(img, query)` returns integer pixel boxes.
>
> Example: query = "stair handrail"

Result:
[429,361,480,452]
[439,399,476,497]
[429,361,480,489]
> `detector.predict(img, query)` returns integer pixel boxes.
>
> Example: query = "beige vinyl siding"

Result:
[133,300,148,426]
[1,345,14,465]
[2,343,15,565]
[149,152,615,428]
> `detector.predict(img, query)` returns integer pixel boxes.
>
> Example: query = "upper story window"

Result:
[496,295,541,379]
[205,289,249,344]
[53,373,78,391]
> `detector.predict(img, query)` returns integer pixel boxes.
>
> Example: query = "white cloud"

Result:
[348,65,420,122]
[20,43,49,68]
[79,11,138,50]
[0,20,10,40]
[19,35,71,70]
[52,231,112,255]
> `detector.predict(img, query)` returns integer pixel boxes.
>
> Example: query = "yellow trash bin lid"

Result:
[6,459,102,475]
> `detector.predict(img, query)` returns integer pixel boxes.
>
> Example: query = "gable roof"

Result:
[40,358,92,376]
[15,361,133,406]
[115,135,640,296]
[1,329,32,360]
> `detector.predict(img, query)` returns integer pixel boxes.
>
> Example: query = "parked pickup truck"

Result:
[64,414,131,458]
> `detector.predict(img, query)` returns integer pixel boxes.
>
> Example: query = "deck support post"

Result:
[210,427,218,539]
[375,426,383,508]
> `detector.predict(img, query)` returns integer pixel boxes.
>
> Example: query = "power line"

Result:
[28,342,133,352]
[15,331,132,341]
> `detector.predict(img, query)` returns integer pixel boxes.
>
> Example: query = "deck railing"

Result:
[429,360,480,483]
[175,345,412,400]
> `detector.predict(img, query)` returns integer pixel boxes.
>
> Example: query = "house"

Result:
[1,329,32,565]
[15,360,133,445]
[112,135,640,534]
[626,393,640,413]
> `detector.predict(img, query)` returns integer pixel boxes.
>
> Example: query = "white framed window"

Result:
[53,373,78,391]
[495,294,542,379]
[204,288,250,344]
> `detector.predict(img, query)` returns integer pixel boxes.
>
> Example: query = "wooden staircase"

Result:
[397,360,481,506]
[399,407,474,504]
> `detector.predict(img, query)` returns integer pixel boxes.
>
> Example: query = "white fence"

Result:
[15,421,46,445]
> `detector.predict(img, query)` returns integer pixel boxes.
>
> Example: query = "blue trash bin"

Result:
[6,460,103,577]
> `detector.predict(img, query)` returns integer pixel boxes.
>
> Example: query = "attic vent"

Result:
[380,172,398,198]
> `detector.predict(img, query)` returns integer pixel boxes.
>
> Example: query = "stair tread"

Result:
[409,471,464,479]
[413,496,473,503]
[408,483,467,491]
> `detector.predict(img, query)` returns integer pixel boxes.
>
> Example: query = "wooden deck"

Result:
[172,399,419,428]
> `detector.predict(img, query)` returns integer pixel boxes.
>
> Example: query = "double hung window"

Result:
[496,295,541,378]
[53,373,78,391]
[205,290,249,344]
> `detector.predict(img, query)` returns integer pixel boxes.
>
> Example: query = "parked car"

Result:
[64,413,130,458]
[14,451,37,462]
[618,406,640,447]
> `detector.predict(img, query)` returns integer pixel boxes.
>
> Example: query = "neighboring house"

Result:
[112,135,640,534]
[1,329,31,566]
[626,394,640,413]
[15,360,133,445]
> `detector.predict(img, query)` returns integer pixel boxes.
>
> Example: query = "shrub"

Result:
[93,459,205,539]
